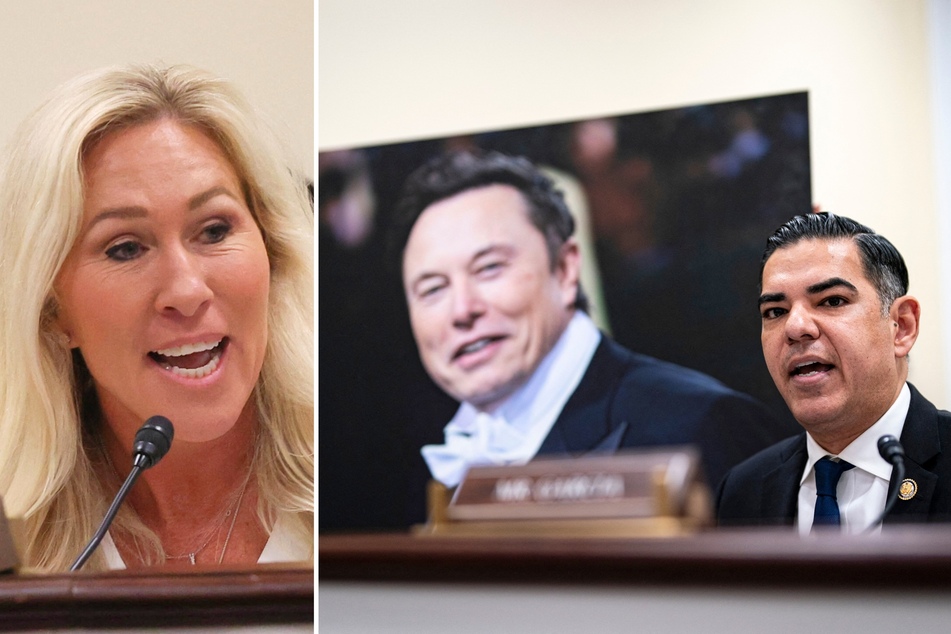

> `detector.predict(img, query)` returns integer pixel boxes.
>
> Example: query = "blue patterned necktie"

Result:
[813,457,855,528]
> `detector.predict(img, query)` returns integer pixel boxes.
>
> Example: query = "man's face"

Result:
[402,184,579,412]
[759,238,911,448]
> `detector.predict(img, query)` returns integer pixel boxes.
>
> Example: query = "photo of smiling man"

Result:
[393,150,794,499]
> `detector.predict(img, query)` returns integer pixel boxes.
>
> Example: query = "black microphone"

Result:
[863,434,905,534]
[131,416,175,470]
[70,416,175,571]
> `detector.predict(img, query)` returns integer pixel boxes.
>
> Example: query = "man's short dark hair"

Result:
[393,150,589,312]
[761,212,909,315]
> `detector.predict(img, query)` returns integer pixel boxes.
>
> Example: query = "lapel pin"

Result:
[898,478,918,501]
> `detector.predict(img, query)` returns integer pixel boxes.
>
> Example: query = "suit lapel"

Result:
[591,421,629,452]
[760,436,806,524]
[536,337,628,456]
[886,385,941,523]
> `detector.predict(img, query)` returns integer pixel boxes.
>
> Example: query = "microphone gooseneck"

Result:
[863,434,905,534]
[70,416,175,572]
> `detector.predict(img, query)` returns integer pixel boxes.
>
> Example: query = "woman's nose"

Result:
[154,247,213,317]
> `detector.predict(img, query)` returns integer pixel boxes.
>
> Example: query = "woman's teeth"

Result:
[150,340,224,378]
[166,354,220,379]
[154,340,221,357]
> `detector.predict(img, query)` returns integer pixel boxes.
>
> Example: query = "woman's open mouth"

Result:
[148,338,227,379]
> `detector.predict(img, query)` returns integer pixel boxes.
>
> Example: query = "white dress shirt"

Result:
[797,383,911,535]
[421,311,602,487]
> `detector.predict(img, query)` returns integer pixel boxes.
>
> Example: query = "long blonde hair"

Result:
[0,63,314,572]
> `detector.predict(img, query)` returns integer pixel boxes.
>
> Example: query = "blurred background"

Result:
[0,1,313,179]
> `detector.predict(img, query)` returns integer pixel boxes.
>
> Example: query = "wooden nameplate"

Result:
[415,447,711,538]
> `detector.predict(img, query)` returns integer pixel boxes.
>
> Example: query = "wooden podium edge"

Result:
[0,564,314,631]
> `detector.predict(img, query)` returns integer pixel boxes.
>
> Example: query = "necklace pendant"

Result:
[189,553,196,565]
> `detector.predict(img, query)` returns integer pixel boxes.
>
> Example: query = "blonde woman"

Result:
[0,64,314,572]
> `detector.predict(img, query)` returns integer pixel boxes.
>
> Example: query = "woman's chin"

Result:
[164,414,248,444]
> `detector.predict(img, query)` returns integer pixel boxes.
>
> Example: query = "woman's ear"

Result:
[46,298,77,350]
[49,326,75,349]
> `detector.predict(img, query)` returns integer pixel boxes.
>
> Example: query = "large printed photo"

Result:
[319,92,812,531]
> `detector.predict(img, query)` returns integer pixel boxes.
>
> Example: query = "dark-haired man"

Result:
[395,150,794,495]
[717,212,951,532]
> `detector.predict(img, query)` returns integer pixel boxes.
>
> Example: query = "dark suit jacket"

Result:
[406,335,797,524]
[716,383,951,527]
[533,337,797,489]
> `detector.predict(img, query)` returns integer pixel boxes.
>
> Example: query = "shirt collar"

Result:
[802,382,911,485]
[491,311,600,432]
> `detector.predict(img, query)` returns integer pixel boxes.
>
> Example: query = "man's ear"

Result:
[556,238,581,308]
[891,295,920,358]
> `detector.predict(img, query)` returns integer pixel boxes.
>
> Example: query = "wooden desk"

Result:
[320,528,951,632]
[0,564,313,631]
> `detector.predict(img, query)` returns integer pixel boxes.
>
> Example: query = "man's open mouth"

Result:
[149,338,227,378]
[790,361,833,377]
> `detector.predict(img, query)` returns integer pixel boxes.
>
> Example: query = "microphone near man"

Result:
[866,434,906,533]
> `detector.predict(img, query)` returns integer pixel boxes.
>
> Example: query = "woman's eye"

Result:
[202,222,232,244]
[105,240,144,261]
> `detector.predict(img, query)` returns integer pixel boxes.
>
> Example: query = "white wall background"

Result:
[0,0,314,177]
[320,0,950,407]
